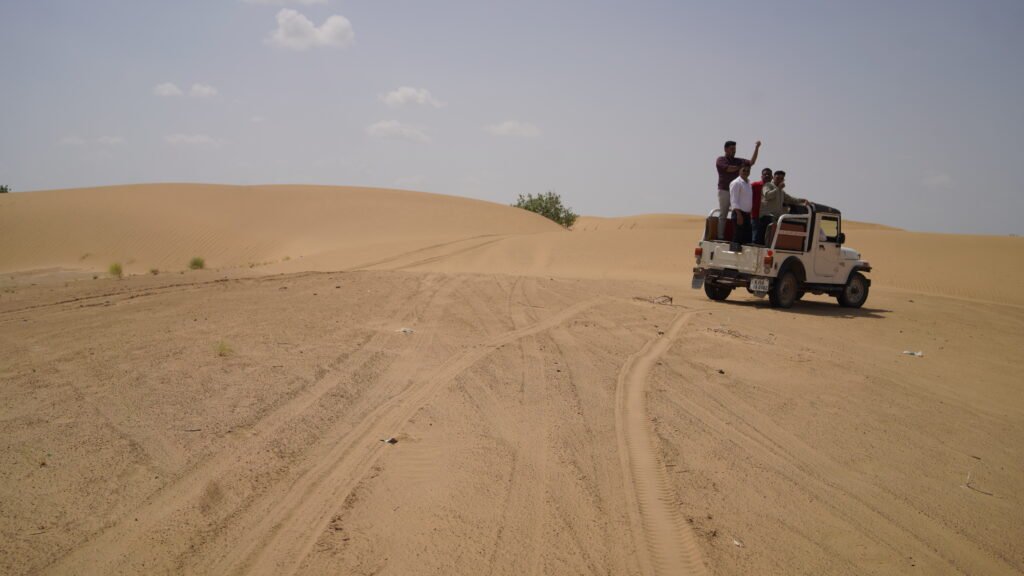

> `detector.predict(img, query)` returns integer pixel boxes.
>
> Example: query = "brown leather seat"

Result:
[774,220,807,251]
[704,216,716,240]
[704,215,734,241]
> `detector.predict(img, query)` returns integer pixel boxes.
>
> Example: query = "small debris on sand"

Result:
[633,295,673,306]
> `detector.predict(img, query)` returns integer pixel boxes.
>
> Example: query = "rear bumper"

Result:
[692,267,765,288]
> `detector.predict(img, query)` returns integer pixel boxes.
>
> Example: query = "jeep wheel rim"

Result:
[780,276,796,300]
[846,279,864,302]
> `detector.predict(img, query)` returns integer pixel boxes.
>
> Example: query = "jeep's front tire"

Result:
[837,271,869,308]
[769,271,799,308]
[704,282,732,302]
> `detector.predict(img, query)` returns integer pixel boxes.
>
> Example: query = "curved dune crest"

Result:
[2,183,1021,305]
[0,184,563,274]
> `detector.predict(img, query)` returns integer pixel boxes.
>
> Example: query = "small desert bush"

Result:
[512,191,578,228]
[108,262,123,278]
[149,268,159,275]
[215,341,233,357]
[189,257,205,270]
[0,185,10,194]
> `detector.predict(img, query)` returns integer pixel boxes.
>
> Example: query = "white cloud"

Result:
[267,9,354,51]
[484,120,541,138]
[165,133,223,148]
[366,120,430,143]
[381,86,444,108]
[189,83,219,98]
[153,82,183,97]
[154,82,219,98]
[242,0,327,5]
[95,136,125,145]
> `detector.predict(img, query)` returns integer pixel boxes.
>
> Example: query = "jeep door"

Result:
[813,215,842,278]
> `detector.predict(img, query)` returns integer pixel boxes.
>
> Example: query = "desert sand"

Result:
[1,184,1022,575]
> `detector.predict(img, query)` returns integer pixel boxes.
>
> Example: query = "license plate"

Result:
[691,273,705,290]
[750,277,769,293]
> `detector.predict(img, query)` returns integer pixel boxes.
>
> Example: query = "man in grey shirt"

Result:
[756,170,809,245]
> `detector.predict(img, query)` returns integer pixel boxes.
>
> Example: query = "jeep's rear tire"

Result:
[837,271,869,308]
[769,271,799,308]
[704,282,732,301]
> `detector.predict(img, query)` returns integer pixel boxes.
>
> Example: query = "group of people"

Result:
[715,140,809,248]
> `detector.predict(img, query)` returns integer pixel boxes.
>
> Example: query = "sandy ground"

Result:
[1,185,1022,575]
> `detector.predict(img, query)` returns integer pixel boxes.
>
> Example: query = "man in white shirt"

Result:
[729,164,753,249]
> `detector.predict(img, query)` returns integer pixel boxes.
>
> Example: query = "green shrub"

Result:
[215,341,233,357]
[189,257,205,270]
[149,268,159,275]
[512,191,578,228]
[108,263,123,278]
[0,185,10,194]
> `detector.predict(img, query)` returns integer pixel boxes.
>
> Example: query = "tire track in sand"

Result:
[616,310,708,576]
[483,276,548,576]
[347,234,504,271]
[41,273,454,576]
[665,356,1021,576]
[212,295,603,576]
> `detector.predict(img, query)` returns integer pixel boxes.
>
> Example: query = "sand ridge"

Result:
[4,184,1023,305]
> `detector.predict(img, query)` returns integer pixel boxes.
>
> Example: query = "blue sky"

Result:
[1,0,1021,234]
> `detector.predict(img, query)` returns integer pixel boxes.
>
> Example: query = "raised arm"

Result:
[749,140,762,166]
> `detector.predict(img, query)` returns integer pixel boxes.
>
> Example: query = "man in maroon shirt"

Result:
[715,140,761,239]
[751,167,772,244]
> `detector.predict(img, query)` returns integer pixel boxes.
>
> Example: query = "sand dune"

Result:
[1,184,1022,576]
[0,184,563,275]
[5,184,1020,305]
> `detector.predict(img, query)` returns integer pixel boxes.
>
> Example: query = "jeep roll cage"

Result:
[705,202,844,253]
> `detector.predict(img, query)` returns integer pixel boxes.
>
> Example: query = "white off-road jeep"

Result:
[691,204,872,308]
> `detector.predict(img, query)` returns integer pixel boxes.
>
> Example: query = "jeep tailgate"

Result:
[700,241,763,274]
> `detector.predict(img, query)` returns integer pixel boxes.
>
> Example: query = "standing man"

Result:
[716,140,761,239]
[750,167,772,244]
[729,165,754,250]
[758,170,809,244]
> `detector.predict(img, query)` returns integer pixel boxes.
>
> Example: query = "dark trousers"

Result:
[731,210,751,249]
[754,216,774,245]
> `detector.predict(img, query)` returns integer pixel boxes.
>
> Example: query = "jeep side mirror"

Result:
[836,232,846,244]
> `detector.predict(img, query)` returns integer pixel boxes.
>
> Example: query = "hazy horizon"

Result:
[2,0,1022,235]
